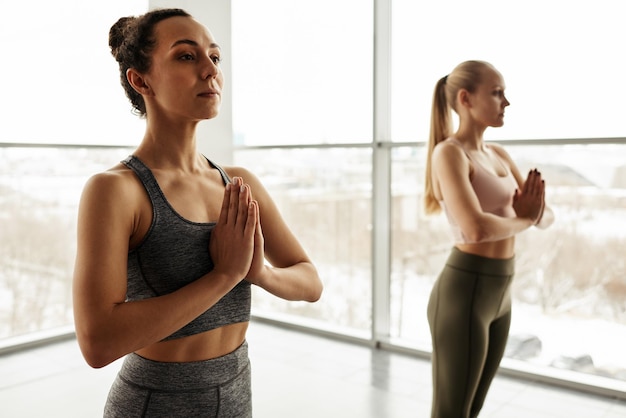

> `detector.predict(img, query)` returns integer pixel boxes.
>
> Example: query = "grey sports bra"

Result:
[122,155,251,341]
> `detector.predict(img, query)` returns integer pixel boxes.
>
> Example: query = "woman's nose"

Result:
[202,57,218,80]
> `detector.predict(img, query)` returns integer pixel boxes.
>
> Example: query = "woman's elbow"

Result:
[75,330,119,369]
[298,263,323,302]
[78,345,112,369]
[306,280,323,302]
[306,264,324,302]
[536,206,555,229]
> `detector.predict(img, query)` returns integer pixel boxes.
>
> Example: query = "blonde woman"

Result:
[424,60,554,417]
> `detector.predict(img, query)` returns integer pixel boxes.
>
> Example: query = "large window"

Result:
[234,148,373,336]
[1,0,624,399]
[0,146,132,340]
[389,0,626,390]
[232,0,374,146]
[0,1,147,341]
[391,0,626,142]
[231,0,626,395]
[390,143,626,383]
[0,0,147,146]
[232,0,375,337]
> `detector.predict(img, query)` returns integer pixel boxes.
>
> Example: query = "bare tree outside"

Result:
[0,147,131,338]
[1,142,625,385]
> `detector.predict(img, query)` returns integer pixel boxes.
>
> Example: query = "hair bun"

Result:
[109,16,135,61]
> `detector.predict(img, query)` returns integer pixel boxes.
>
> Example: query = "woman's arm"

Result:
[433,143,540,243]
[72,172,256,368]
[492,143,554,230]
[226,167,323,302]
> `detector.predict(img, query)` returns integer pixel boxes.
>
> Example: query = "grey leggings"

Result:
[104,341,252,418]
[427,248,514,418]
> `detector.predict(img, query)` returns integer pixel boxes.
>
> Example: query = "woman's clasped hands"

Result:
[209,177,266,286]
[513,168,545,225]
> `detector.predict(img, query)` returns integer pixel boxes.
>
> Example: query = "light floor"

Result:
[1,321,625,418]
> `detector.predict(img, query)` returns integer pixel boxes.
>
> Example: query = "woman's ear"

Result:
[126,68,152,96]
[457,89,472,109]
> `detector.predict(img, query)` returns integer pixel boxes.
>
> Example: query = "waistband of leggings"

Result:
[118,340,249,390]
[446,247,515,277]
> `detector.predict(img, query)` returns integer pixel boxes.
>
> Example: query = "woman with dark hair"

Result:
[72,8,322,417]
[424,60,554,417]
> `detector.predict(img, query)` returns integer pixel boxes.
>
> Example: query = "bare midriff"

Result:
[135,322,249,362]
[455,236,516,260]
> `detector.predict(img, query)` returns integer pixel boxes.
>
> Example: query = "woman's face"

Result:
[141,16,224,121]
[468,67,510,128]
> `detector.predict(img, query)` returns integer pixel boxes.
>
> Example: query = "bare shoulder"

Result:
[432,139,469,169]
[82,163,141,200]
[221,165,256,179]
[78,163,147,225]
[221,165,265,189]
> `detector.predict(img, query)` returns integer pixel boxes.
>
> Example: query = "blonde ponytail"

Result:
[423,60,492,215]
[423,76,452,214]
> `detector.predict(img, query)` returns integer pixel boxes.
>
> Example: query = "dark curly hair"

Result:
[109,8,191,117]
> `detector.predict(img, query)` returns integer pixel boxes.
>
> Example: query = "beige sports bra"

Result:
[439,138,518,243]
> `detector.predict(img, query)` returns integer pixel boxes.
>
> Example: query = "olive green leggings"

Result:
[427,247,514,418]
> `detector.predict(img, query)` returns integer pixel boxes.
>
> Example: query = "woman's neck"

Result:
[454,122,486,151]
[134,119,203,172]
